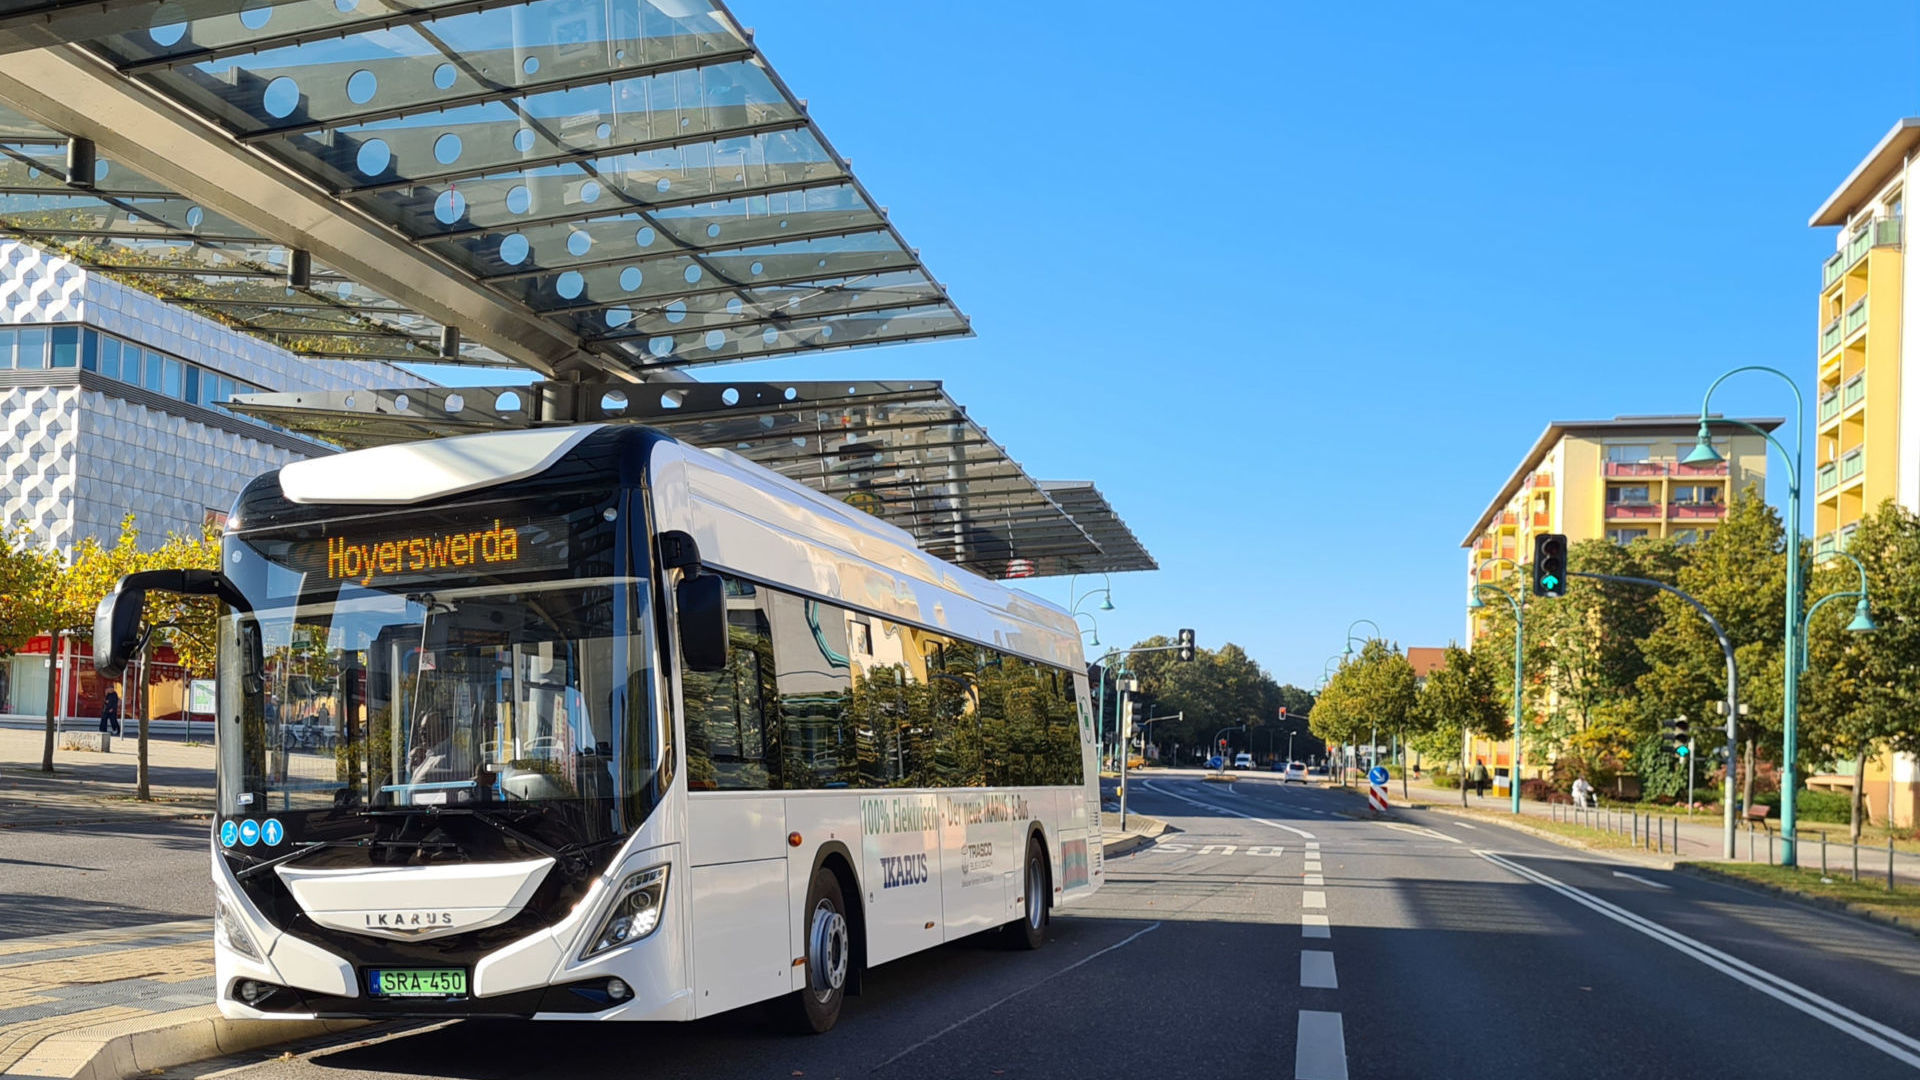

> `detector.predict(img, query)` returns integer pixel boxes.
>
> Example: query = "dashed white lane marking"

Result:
[1295,1010,1348,1080]
[1300,950,1338,989]
[1139,780,1316,838]
[1452,820,1478,829]
[1612,871,1671,890]
[869,922,1163,1071]
[1304,874,1325,887]
[1480,851,1920,1070]
[1303,890,1326,909]
[1302,914,1331,938]
[1304,861,1323,873]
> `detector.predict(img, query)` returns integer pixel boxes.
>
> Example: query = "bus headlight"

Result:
[582,865,669,959]
[215,895,263,961]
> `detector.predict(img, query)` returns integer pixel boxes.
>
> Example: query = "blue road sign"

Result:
[261,818,284,847]
[219,820,239,847]
[239,819,261,847]
[1368,765,1390,787]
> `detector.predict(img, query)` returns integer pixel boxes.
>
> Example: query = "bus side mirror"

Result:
[676,573,728,673]
[93,569,250,681]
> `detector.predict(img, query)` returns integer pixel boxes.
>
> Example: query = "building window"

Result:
[98,336,120,379]
[1607,485,1652,505]
[16,328,46,370]
[1605,444,1651,463]
[1671,485,1720,505]
[1671,529,1698,545]
[1606,528,1649,544]
[50,326,79,369]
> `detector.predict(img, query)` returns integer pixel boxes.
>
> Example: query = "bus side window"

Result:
[769,592,854,789]
[683,576,777,790]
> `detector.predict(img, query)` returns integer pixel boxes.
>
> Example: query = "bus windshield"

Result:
[215,494,659,850]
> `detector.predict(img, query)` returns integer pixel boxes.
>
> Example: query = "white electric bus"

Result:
[95,424,1104,1031]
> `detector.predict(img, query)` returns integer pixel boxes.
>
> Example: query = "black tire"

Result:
[1007,837,1049,950]
[784,866,851,1034]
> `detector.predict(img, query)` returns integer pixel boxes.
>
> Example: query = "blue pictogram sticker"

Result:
[261,819,284,847]
[239,819,261,847]
[219,820,239,847]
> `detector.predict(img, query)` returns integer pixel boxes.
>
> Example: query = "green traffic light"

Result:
[1676,745,1690,758]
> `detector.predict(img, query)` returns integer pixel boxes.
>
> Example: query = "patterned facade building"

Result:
[0,240,431,720]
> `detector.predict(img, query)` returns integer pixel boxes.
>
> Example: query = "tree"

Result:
[1411,645,1509,805]
[1310,640,1416,783]
[1120,637,1289,762]
[1637,488,1786,810]
[1803,500,1920,839]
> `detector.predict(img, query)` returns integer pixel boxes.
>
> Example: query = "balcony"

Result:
[1819,390,1841,423]
[1844,297,1868,337]
[1821,317,1843,355]
[1841,448,1864,483]
[1533,470,1553,488]
[1823,217,1903,288]
[1817,463,1839,494]
[1671,460,1729,477]
[1604,461,1666,477]
[1605,501,1662,519]
[1532,511,1550,528]
[1844,373,1866,410]
[1669,501,1725,520]
[1499,511,1517,527]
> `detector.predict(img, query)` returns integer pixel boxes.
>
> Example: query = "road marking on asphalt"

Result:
[1377,821,1462,844]
[1304,874,1325,887]
[1302,914,1331,938]
[1295,1010,1348,1080]
[1300,950,1338,989]
[1303,890,1326,909]
[1305,841,1321,851]
[1612,871,1671,890]
[1139,780,1316,838]
[1451,821,1478,829]
[1304,860,1323,873]
[869,921,1164,1071]
[1478,851,1920,1069]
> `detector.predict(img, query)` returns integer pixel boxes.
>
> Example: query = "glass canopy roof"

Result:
[227,380,1155,579]
[0,0,968,374]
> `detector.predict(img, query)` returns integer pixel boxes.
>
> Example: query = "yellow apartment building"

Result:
[1455,415,1775,789]
[1808,118,1919,825]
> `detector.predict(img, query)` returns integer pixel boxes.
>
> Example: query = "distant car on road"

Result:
[1126,754,1147,769]
[1233,752,1254,770]
[1206,755,1224,770]
[1283,762,1308,784]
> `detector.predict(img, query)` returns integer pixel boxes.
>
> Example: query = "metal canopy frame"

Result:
[0,0,969,379]
[228,379,1155,578]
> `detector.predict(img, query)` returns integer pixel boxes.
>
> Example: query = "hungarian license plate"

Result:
[366,968,466,997]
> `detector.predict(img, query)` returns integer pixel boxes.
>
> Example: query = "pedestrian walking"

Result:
[1571,775,1595,809]
[1470,758,1490,797]
[98,685,122,737]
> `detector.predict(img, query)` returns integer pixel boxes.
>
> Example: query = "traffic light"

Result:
[1674,718,1691,758]
[1532,533,1568,597]
[1177,628,1196,662]
[1278,706,1288,720]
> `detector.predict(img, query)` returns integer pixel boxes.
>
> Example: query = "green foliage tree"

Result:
[1310,639,1417,783]
[1803,500,1920,839]
[1122,636,1290,762]
[1410,645,1509,805]
[1637,487,1786,809]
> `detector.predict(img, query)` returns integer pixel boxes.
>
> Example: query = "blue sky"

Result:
[438,1,1920,687]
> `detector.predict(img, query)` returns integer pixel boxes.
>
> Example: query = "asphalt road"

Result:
[129,773,1920,1080]
[0,818,211,938]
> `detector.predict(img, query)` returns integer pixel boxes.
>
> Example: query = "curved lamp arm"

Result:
[1697,365,1803,490]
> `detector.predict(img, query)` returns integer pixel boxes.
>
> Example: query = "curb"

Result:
[1414,802,1679,869]
[1672,862,1920,939]
[6,1005,367,1080]
[1102,832,1153,858]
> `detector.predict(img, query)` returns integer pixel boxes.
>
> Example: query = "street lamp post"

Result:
[1469,557,1526,814]
[1688,367,1805,863]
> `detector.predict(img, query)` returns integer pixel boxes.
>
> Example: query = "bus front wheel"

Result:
[785,865,850,1034]
[1007,837,1049,951]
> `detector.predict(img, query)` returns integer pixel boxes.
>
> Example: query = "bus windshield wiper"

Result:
[356,806,593,874]
[233,840,368,880]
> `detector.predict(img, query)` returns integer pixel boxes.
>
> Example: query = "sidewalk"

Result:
[0,728,215,829]
[1393,776,1920,886]
[0,919,358,1080]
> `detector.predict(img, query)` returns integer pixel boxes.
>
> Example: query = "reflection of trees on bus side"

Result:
[684,574,1084,791]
